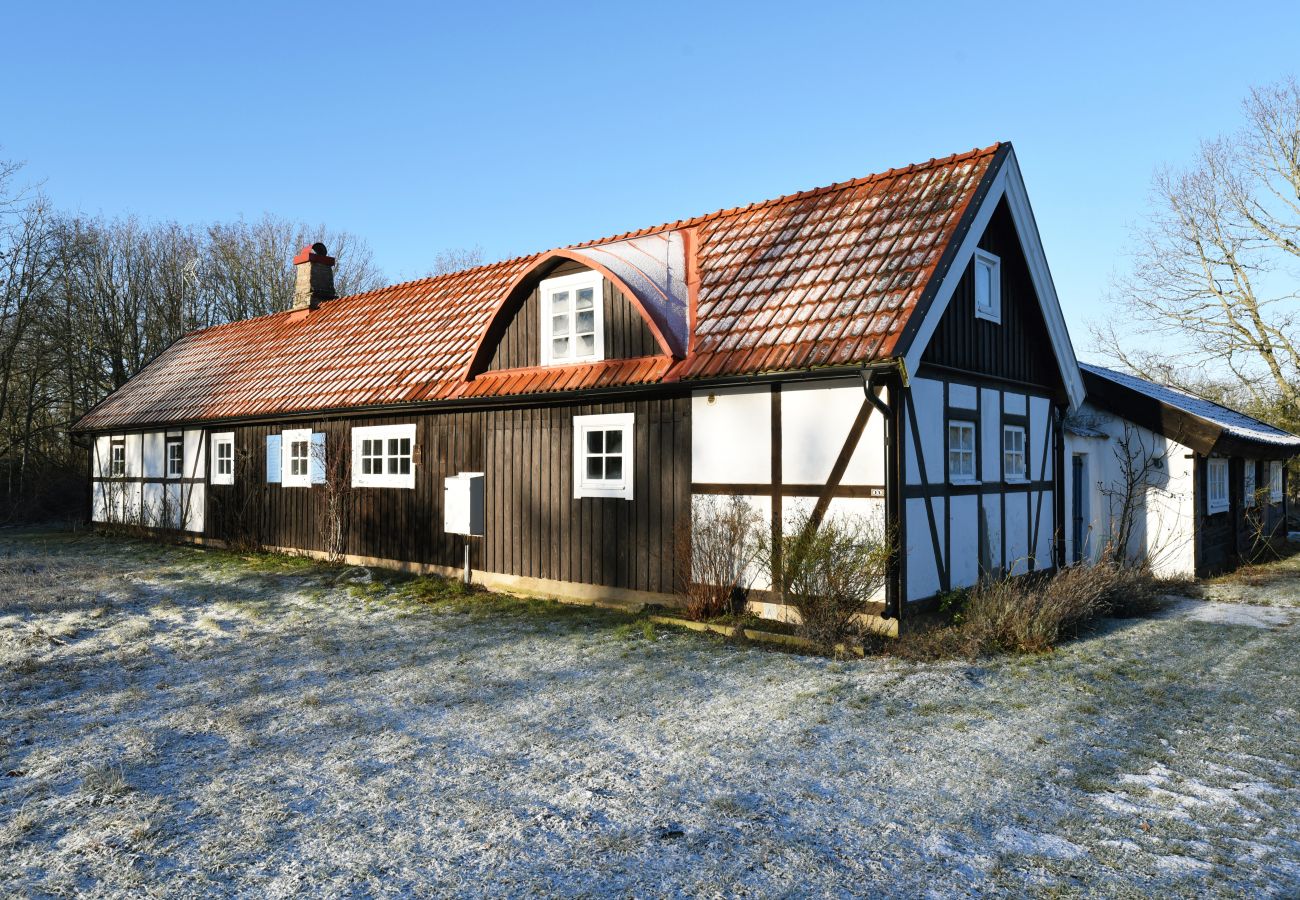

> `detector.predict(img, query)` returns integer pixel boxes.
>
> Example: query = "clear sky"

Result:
[3,1,1298,357]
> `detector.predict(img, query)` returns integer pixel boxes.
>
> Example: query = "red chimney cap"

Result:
[293,243,335,266]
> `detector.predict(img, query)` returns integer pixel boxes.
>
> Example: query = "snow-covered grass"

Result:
[2,528,1299,897]
[1201,543,1300,608]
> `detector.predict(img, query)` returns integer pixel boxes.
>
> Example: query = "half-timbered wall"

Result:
[90,430,206,532]
[901,373,1057,602]
[487,261,660,370]
[690,377,889,601]
[202,396,689,597]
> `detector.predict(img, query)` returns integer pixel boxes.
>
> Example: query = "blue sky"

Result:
[3,1,1298,356]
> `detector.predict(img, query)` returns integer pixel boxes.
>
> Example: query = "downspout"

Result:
[861,365,902,622]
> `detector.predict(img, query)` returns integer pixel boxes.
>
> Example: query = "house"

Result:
[1065,363,1298,578]
[69,142,1295,626]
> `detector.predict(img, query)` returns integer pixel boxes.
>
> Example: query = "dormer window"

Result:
[541,271,604,365]
[974,249,1001,324]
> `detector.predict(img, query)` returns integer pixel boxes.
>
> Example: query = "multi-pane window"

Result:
[289,439,309,478]
[166,438,184,478]
[1270,461,1284,502]
[948,420,976,482]
[351,424,417,489]
[110,442,126,477]
[541,272,603,365]
[360,436,412,476]
[974,249,1001,323]
[1003,425,1027,481]
[1207,458,1229,513]
[211,433,235,485]
[1244,462,1257,507]
[573,413,633,499]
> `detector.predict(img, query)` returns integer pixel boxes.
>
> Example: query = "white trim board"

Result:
[902,146,1086,411]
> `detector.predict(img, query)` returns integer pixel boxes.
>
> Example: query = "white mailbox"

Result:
[443,472,484,536]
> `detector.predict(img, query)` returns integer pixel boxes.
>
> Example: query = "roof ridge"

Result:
[1082,361,1295,433]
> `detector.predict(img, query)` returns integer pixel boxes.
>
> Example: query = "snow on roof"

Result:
[1080,362,1300,450]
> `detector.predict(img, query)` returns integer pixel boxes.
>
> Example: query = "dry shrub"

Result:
[769,509,890,655]
[675,496,762,621]
[958,552,1164,654]
[884,552,1167,659]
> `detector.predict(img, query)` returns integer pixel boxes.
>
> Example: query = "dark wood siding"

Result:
[487,261,660,370]
[920,198,1061,390]
[1194,455,1288,576]
[204,396,690,594]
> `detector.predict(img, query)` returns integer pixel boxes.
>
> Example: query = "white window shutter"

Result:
[310,432,326,485]
[266,435,282,483]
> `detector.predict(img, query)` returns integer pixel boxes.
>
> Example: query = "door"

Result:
[1071,454,1085,564]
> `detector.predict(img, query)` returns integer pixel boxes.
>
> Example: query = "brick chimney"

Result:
[292,242,337,311]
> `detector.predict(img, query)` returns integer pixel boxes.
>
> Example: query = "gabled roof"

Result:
[75,144,1024,432]
[1081,363,1300,458]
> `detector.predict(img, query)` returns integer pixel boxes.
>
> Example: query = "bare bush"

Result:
[767,509,890,655]
[675,496,762,621]
[313,434,351,563]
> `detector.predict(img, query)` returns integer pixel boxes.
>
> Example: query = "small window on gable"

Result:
[211,433,235,485]
[1270,461,1284,502]
[541,271,604,366]
[573,413,633,499]
[948,419,977,483]
[1207,457,1229,513]
[166,437,184,479]
[110,441,126,477]
[351,424,416,489]
[974,249,1001,324]
[1003,425,1027,482]
[1244,462,1257,507]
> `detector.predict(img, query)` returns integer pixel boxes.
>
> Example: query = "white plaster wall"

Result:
[949,382,977,410]
[93,436,112,478]
[781,379,879,485]
[692,387,770,483]
[981,494,1003,575]
[123,433,143,479]
[948,494,980,589]
[1064,402,1196,578]
[1005,490,1030,575]
[183,483,205,533]
[905,496,945,600]
[143,433,165,478]
[905,377,944,485]
[184,429,206,479]
[1030,396,1052,480]
[980,387,1001,482]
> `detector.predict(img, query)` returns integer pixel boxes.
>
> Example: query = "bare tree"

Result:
[1095,77,1300,427]
[426,246,484,278]
[1100,423,1167,561]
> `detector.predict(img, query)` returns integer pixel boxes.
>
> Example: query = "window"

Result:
[166,437,184,479]
[573,413,633,499]
[1002,425,1027,481]
[1270,461,1284,502]
[1207,457,1229,513]
[211,433,235,485]
[1244,462,1257,507]
[948,420,977,483]
[541,271,604,365]
[973,249,1001,324]
[109,441,126,477]
[281,428,322,487]
[351,424,417,488]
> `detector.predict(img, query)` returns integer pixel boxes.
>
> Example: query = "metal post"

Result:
[463,540,471,585]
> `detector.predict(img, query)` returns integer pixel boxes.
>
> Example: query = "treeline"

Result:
[0,159,384,520]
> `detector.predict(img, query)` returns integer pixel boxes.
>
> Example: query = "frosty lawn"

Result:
[2,530,1298,897]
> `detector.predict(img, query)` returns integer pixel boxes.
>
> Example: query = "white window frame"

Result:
[1002,424,1027,482]
[540,270,605,366]
[947,419,977,484]
[573,413,633,500]
[973,248,1002,324]
[1244,461,1257,507]
[351,424,417,489]
[1270,461,1284,502]
[282,428,312,487]
[165,437,184,479]
[211,432,235,485]
[109,441,126,477]
[1207,457,1229,514]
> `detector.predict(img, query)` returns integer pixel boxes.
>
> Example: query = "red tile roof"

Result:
[74,143,1003,431]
